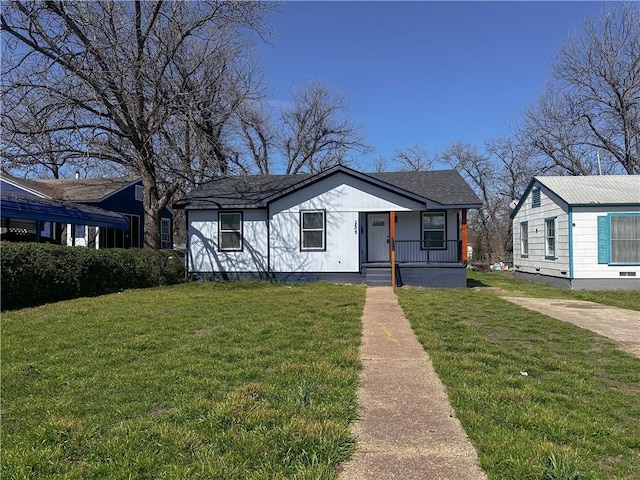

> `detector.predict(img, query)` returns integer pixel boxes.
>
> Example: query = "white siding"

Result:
[270,210,359,272]
[188,209,268,273]
[513,184,570,278]
[268,173,425,273]
[572,206,640,279]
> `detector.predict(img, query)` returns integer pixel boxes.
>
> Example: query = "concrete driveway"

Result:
[500,297,640,358]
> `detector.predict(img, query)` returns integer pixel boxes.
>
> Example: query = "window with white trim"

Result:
[301,210,325,250]
[520,222,528,257]
[135,185,144,202]
[421,212,446,249]
[161,217,171,249]
[545,218,556,259]
[73,224,86,239]
[219,212,242,251]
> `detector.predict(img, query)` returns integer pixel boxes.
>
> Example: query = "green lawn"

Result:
[1,282,366,479]
[468,270,640,311]
[4,276,639,479]
[397,287,640,480]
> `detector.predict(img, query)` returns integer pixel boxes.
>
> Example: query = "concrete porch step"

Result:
[365,267,392,287]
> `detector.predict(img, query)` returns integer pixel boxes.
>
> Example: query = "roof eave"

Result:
[447,203,483,210]
[1,176,52,199]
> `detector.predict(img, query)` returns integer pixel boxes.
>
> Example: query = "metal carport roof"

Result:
[1,194,130,229]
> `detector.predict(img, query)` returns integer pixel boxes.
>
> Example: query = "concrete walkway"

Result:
[501,296,640,358]
[339,287,487,480]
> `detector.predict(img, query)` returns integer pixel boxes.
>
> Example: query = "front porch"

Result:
[362,239,467,287]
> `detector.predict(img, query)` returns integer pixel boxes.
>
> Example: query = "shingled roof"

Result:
[174,165,482,210]
[34,177,139,202]
[3,175,139,202]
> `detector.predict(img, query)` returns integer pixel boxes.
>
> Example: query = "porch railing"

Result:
[393,240,462,264]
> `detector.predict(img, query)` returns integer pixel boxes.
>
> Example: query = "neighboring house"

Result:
[1,175,173,249]
[174,165,482,287]
[511,175,640,290]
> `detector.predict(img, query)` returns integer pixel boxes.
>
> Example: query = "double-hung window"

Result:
[520,222,529,257]
[219,212,242,251]
[421,212,446,249]
[545,217,556,259]
[599,214,640,265]
[301,210,325,250]
[611,215,640,264]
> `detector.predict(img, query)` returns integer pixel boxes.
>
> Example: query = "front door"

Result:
[367,213,390,262]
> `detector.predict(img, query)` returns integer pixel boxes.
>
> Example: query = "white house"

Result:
[174,166,482,287]
[511,175,640,290]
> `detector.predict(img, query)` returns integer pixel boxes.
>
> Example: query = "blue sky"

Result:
[256,1,607,171]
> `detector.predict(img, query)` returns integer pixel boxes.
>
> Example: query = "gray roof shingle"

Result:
[3,175,139,202]
[174,166,482,209]
[36,177,139,202]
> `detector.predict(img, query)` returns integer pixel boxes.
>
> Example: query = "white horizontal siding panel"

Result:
[188,209,268,273]
[572,206,640,279]
[513,184,569,277]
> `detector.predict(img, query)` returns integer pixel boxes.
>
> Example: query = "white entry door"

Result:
[367,213,390,262]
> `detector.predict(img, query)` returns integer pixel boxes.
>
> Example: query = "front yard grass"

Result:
[1,282,365,479]
[468,270,640,311]
[397,287,640,480]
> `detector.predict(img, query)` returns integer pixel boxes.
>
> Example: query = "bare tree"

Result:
[484,137,542,255]
[440,140,518,261]
[394,144,433,172]
[369,155,391,173]
[280,81,370,174]
[485,137,542,204]
[1,1,272,247]
[521,3,640,175]
[234,100,275,175]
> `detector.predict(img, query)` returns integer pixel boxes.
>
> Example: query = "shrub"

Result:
[0,242,185,310]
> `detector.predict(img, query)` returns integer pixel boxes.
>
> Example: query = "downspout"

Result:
[390,211,396,287]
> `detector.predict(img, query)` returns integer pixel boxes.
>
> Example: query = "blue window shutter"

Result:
[597,216,610,264]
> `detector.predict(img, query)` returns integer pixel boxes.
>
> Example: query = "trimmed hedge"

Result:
[1,242,185,310]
